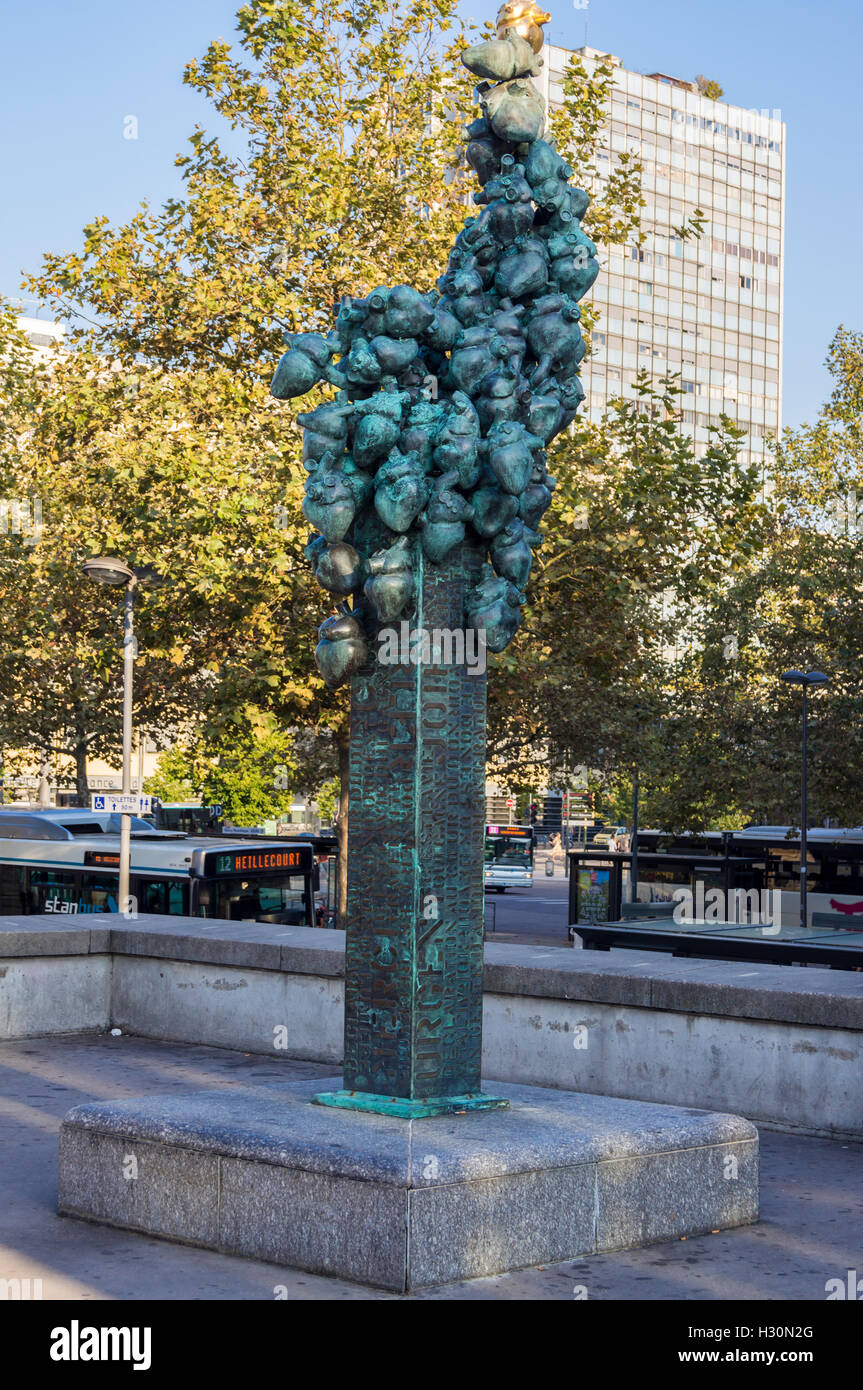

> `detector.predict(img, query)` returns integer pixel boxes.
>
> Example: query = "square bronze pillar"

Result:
[315,541,507,1117]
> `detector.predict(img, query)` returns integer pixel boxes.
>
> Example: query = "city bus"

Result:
[626,826,863,927]
[484,823,534,892]
[149,801,223,835]
[0,810,315,925]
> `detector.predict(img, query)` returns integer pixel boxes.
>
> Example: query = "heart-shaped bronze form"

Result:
[364,537,415,622]
[315,613,368,689]
[470,485,519,538]
[490,519,533,588]
[486,420,542,496]
[373,452,428,533]
[303,466,357,543]
[314,541,368,596]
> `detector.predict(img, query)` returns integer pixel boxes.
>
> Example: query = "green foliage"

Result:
[695,76,724,101]
[143,707,299,824]
[144,745,197,802]
[10,0,853,835]
[487,372,768,803]
[190,707,298,825]
[28,0,476,376]
[315,775,339,825]
[13,0,482,796]
[614,328,863,830]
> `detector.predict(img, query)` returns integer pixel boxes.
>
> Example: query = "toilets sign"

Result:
[91,794,152,815]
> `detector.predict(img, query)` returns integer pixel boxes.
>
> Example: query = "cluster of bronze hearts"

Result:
[270,13,598,690]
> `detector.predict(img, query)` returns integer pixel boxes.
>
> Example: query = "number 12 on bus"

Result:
[484,825,534,892]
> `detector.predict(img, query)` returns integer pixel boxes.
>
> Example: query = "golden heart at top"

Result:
[495,1,552,54]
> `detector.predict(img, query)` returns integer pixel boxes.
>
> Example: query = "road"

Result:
[484,859,571,947]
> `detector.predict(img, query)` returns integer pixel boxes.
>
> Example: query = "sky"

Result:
[2,0,860,429]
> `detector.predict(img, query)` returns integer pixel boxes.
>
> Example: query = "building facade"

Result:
[536,45,785,472]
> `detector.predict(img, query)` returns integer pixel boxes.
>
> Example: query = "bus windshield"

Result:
[485,839,531,867]
[196,872,307,922]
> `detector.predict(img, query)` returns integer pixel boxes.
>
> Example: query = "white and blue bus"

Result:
[484,823,535,892]
[0,810,315,925]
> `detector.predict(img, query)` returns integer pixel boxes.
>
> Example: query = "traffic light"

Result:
[529,802,538,825]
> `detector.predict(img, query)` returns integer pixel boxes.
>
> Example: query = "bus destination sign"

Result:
[83,850,122,868]
[204,845,313,877]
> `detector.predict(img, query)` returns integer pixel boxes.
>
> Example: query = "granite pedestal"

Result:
[58,1077,758,1291]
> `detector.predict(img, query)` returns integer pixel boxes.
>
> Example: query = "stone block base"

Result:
[58,1077,758,1291]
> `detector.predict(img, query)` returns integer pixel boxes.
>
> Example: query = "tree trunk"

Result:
[74,738,89,807]
[335,720,350,930]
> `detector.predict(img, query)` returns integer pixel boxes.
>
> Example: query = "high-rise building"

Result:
[13,302,65,363]
[536,45,785,472]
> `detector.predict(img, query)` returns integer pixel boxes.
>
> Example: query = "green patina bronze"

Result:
[270,4,597,1116]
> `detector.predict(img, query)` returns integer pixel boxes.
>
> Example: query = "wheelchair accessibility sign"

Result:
[91,794,152,815]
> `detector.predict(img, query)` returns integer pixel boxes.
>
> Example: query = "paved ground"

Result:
[1,1032,860,1301]
[484,865,571,946]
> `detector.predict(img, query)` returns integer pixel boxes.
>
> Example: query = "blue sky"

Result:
[2,0,859,427]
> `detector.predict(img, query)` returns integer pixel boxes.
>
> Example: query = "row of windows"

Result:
[0,865,188,916]
[591,328,782,368]
[610,99,782,151]
[617,257,780,292]
[593,334,780,371]
[593,286,782,329]
[711,240,780,266]
[605,131,778,181]
[591,380,777,410]
[596,357,779,390]
[598,314,780,342]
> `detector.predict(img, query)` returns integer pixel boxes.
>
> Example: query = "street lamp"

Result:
[631,762,639,905]
[780,670,829,930]
[83,557,139,911]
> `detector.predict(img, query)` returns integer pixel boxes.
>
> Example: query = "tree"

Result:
[144,745,197,803]
[695,76,724,101]
[0,315,323,802]
[625,327,863,830]
[16,0,751,838]
[20,0,484,834]
[486,373,767,796]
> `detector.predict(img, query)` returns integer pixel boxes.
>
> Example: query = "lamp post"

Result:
[83,557,138,910]
[631,762,639,905]
[780,670,829,930]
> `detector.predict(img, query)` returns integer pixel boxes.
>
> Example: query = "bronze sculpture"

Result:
[271,4,597,1115]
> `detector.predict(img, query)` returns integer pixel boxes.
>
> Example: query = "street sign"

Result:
[505,798,515,807]
[91,794,152,815]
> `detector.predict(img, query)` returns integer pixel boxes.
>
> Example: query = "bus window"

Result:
[134,878,189,915]
[0,864,27,914]
[198,873,308,923]
[29,868,79,914]
[80,873,120,913]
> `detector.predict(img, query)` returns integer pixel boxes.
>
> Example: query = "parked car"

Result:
[591,825,627,848]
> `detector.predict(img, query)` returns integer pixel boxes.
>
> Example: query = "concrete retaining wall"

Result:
[111,956,343,1063]
[1,915,861,1139]
[0,954,111,1039]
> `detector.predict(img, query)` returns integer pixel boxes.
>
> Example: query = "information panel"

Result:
[198,844,313,877]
